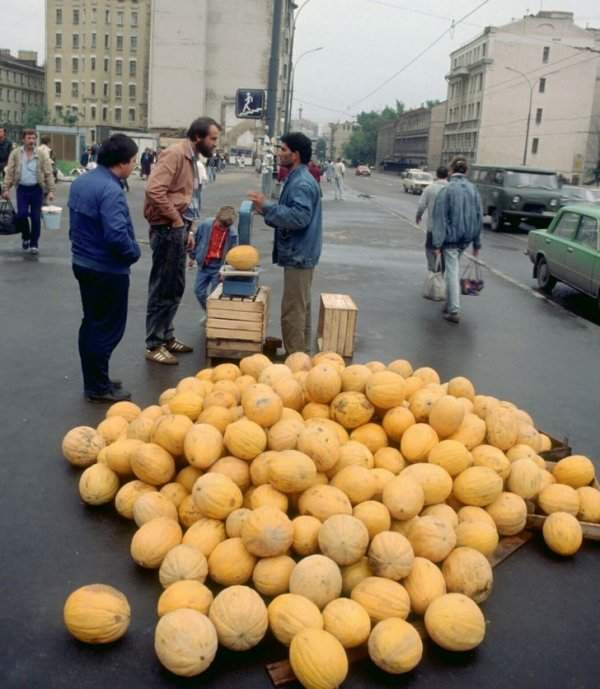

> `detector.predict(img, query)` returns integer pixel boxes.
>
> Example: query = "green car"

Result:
[527,205,600,306]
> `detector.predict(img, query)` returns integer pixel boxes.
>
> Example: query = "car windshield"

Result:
[590,190,600,202]
[505,171,560,190]
[415,173,432,181]
[563,187,588,200]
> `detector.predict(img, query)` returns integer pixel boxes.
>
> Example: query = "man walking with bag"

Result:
[143,117,220,364]
[431,157,482,324]
[0,127,13,182]
[416,166,448,272]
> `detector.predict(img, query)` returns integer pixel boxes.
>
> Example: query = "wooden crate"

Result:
[206,284,270,359]
[317,293,358,358]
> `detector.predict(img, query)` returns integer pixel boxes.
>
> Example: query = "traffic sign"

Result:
[235,89,266,119]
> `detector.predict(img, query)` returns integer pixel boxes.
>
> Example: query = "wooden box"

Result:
[317,293,358,358]
[206,284,270,359]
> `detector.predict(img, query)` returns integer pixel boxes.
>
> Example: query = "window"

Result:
[129,60,136,77]
[129,83,136,99]
[128,108,136,122]
[131,11,138,27]
[116,35,123,51]
[55,105,63,118]
[116,59,123,76]
[71,82,79,97]
[531,138,539,154]
[91,32,96,49]
[54,32,63,49]
[91,8,97,23]
[105,34,110,49]
[103,82,109,97]
[105,9,111,24]
[102,106,108,122]
[115,83,122,98]
[104,57,109,72]
[543,46,550,63]
[72,57,79,74]
[56,8,62,24]
[54,80,62,97]
[90,81,96,96]
[91,56,96,71]
[130,35,138,51]
[476,101,481,118]
[117,11,124,26]
[553,212,580,239]
[539,78,546,93]
[55,56,62,73]
[535,108,543,125]
[73,9,80,25]
[72,34,80,49]
[114,107,122,122]
[577,216,599,250]
[90,105,96,120]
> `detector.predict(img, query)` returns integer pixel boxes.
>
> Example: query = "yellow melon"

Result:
[447,376,475,400]
[486,407,519,451]
[382,474,424,521]
[272,377,305,411]
[428,440,473,477]
[209,456,251,492]
[330,391,375,429]
[421,504,459,529]
[241,383,283,428]
[78,464,120,505]
[539,469,557,492]
[209,585,268,651]
[224,417,267,460]
[302,401,331,420]
[553,455,595,488]
[127,414,157,443]
[409,387,443,422]
[341,557,373,596]
[506,444,537,462]
[182,517,226,556]
[351,576,410,622]
[413,366,440,385]
[401,463,453,505]
[291,515,322,556]
[226,244,260,271]
[448,413,487,450]
[506,458,543,499]
[296,423,340,472]
[63,584,130,644]
[402,556,446,615]
[400,423,439,463]
[539,433,552,452]
[318,514,370,566]
[176,466,202,493]
[472,395,499,420]
[208,537,256,585]
[353,501,391,539]
[368,618,423,674]
[350,423,388,454]
[176,376,209,395]
[307,417,349,444]
[331,465,377,505]
[289,554,343,609]
[196,405,233,434]
[115,480,156,520]
[249,450,277,486]
[442,547,493,603]
[241,506,294,557]
[130,517,182,568]
[103,439,144,477]
[577,487,600,523]
[159,544,208,588]
[323,598,371,649]
[167,392,204,421]
[182,423,223,470]
[542,511,583,556]
[429,395,465,438]
[224,507,252,538]
[62,426,106,467]
[424,593,486,651]
[340,364,371,392]
[364,371,406,410]
[154,608,217,677]
[178,495,204,528]
[457,505,497,527]
[289,629,349,689]
[368,530,414,580]
[282,407,306,424]
[408,515,456,562]
[249,484,289,512]
[133,491,178,526]
[313,351,346,372]
[284,351,313,373]
[252,555,296,597]
[195,368,214,382]
[403,375,425,398]
[259,363,294,387]
[370,468,395,500]
[268,593,324,646]
[130,443,175,486]
[298,485,352,521]
[160,482,188,507]
[538,483,580,516]
[240,353,272,379]
[268,450,318,493]
[151,414,193,457]
[203,389,237,410]
[387,358,413,378]
[305,363,343,405]
[455,520,499,557]
[382,406,415,443]
[471,444,511,479]
[159,388,177,406]
[192,473,243,520]
[332,440,374,474]
[484,492,527,535]
[213,378,241,403]
[157,580,213,618]
[453,466,503,507]
[105,400,141,422]
[373,447,404,475]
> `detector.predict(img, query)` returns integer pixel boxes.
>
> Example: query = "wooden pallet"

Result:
[317,293,358,358]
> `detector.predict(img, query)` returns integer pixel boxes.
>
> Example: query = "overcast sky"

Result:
[2,0,599,124]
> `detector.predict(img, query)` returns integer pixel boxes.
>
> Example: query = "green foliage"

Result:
[422,99,442,109]
[55,160,79,176]
[23,106,50,128]
[315,137,327,160]
[343,101,405,165]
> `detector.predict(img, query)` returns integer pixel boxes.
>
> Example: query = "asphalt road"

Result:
[0,167,599,689]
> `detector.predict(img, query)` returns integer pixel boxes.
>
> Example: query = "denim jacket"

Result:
[263,164,322,268]
[69,165,140,274]
[431,173,483,251]
[192,217,238,266]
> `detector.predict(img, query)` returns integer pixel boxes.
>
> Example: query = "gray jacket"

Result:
[416,179,447,234]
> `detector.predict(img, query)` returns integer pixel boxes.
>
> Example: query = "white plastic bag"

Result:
[423,256,446,301]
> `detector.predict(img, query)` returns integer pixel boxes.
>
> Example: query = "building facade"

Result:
[328,121,358,160]
[442,11,600,181]
[375,102,447,171]
[0,50,45,132]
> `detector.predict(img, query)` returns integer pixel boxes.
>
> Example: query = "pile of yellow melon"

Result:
[61,352,599,684]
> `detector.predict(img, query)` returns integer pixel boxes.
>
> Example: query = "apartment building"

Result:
[45,0,152,142]
[328,121,358,160]
[442,11,600,180]
[0,50,45,130]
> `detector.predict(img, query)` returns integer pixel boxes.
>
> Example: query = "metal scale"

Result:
[219,200,261,298]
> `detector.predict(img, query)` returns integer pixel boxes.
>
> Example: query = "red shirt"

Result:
[204,222,229,264]
[308,163,321,183]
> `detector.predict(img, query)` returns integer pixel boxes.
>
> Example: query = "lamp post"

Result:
[284,0,316,133]
[288,46,324,128]
[505,66,533,166]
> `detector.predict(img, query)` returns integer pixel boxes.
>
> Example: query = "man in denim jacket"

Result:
[248,132,322,354]
[432,157,482,324]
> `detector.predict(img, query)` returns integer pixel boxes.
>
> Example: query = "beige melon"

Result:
[241,506,294,557]
[539,433,553,452]
[213,379,241,404]
[341,364,372,392]
[369,468,394,500]
[289,628,349,689]
[382,406,416,443]
[400,423,439,463]
[159,388,177,406]
[542,512,583,556]
[296,422,340,472]
[291,515,322,556]
[250,451,277,486]
[240,352,272,379]
[183,424,223,469]
[539,469,557,492]
[382,474,425,521]
[471,444,511,479]
[368,618,423,674]
[209,456,251,492]
[154,609,218,677]
[177,376,209,396]
[258,363,293,387]
[127,414,157,443]
[373,447,405,474]
[167,392,204,421]
[203,390,237,410]
[413,366,440,385]
[289,554,343,609]
[538,483,580,516]
[506,444,537,462]
[236,374,259,392]
[212,363,241,383]
[182,517,226,556]
[225,507,252,537]
[151,414,193,457]
[130,517,182,568]
[209,585,268,651]
[103,438,143,477]
[323,598,371,649]
[401,463,453,505]
[448,413,487,450]
[515,424,543,453]
[78,464,120,505]
[195,368,214,382]
[196,405,232,434]
[97,416,129,444]
[249,484,289,512]
[424,593,486,651]
[330,391,375,429]
[130,443,175,486]
[312,351,346,372]
[241,384,283,428]
[408,516,456,562]
[421,504,459,529]
[270,377,303,410]
[224,417,267,460]
[455,520,499,557]
[453,466,503,507]
[305,364,343,405]
[485,491,528,535]
[159,544,208,588]
[401,556,446,615]
[157,580,213,617]
[160,482,188,507]
[105,400,141,422]
[331,465,377,505]
[302,402,331,420]
[63,584,130,644]
[318,514,370,566]
[333,440,374,474]
[350,423,389,454]
[176,466,202,493]
[457,505,498,527]
[472,395,499,420]
[267,419,303,451]
[368,531,414,580]
[387,359,413,378]
[365,371,406,410]
[341,557,373,596]
[133,490,178,526]
[429,395,465,438]
[553,455,596,488]
[178,495,204,528]
[268,593,324,646]
[62,426,106,467]
[442,547,493,603]
[428,440,473,477]
[409,387,443,422]
[403,375,425,398]
[308,417,349,444]
[447,376,476,400]
[486,407,519,451]
[298,485,352,521]
[268,450,318,493]
[577,487,600,523]
[252,555,296,597]
[507,458,543,499]
[353,501,391,539]
[115,480,156,519]
[207,537,256,586]
[284,351,312,373]
[351,576,410,622]
[192,473,243,520]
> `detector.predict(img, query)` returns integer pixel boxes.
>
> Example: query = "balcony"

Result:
[446,58,493,80]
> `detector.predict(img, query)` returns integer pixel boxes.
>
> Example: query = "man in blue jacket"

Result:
[69,134,140,402]
[248,132,322,354]
[431,157,482,324]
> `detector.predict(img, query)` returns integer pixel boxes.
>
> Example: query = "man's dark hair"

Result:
[41,135,51,145]
[97,133,138,167]
[436,166,449,179]
[187,117,221,140]
[281,132,312,165]
[22,128,36,138]
[450,157,468,174]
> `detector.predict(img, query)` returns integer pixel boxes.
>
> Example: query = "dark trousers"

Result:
[194,260,221,309]
[73,264,129,395]
[145,225,187,349]
[16,184,43,247]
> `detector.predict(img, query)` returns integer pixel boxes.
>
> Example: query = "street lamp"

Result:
[289,47,324,127]
[284,0,316,132]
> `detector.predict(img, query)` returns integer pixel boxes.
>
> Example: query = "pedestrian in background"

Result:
[207,155,217,183]
[333,157,346,200]
[416,165,448,271]
[191,205,238,314]
[68,134,140,403]
[38,135,57,184]
[0,127,13,182]
[1,129,55,254]
[248,132,322,355]
[143,116,221,365]
[432,157,482,324]
[325,159,334,184]
[140,148,153,179]
[308,159,323,198]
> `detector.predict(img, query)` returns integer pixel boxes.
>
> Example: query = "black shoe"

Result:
[443,312,460,324]
[22,240,30,251]
[110,379,123,390]
[86,388,132,403]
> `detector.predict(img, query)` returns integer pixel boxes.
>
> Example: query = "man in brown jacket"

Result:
[143,117,220,364]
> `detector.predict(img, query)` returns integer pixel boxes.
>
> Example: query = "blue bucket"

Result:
[42,206,62,230]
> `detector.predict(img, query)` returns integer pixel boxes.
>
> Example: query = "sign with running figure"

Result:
[235,89,266,119]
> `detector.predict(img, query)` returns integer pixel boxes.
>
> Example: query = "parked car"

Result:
[355,165,371,177]
[470,164,562,231]
[559,186,600,207]
[402,170,433,195]
[526,204,600,305]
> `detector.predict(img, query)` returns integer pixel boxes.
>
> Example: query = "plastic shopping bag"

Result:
[460,259,485,295]
[423,255,447,301]
[0,198,18,235]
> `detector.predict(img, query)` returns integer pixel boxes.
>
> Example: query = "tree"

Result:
[422,99,442,109]
[315,137,327,161]
[343,102,405,165]
[23,106,50,128]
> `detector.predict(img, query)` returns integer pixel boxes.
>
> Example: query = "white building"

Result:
[443,11,600,181]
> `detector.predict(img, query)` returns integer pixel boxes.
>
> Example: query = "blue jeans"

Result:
[194,260,221,309]
[443,248,463,314]
[17,184,43,247]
